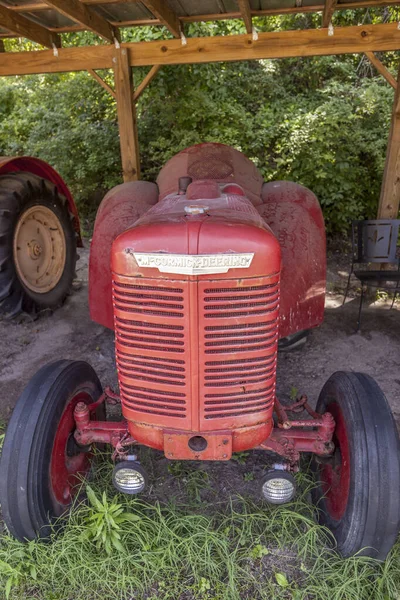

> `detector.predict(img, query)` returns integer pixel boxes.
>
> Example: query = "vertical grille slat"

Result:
[200,278,279,423]
[114,273,279,431]
[113,277,189,422]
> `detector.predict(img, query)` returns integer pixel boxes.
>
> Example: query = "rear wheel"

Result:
[312,371,400,559]
[0,172,77,317]
[0,360,103,541]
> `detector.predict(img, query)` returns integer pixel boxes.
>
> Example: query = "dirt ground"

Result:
[0,245,399,501]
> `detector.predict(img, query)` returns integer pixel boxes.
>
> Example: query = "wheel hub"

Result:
[13,205,66,294]
[51,391,93,506]
[28,240,43,259]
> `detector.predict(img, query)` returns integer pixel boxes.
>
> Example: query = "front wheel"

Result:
[0,360,103,541]
[312,371,400,560]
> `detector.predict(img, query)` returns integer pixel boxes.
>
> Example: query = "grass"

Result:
[0,455,399,600]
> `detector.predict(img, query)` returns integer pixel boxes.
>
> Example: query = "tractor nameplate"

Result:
[132,252,254,275]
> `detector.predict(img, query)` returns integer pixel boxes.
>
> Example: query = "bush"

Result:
[0,22,396,233]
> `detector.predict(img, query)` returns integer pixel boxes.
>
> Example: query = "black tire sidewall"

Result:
[0,360,102,541]
[312,371,400,559]
[0,173,77,314]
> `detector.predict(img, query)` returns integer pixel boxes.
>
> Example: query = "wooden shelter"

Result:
[0,0,399,219]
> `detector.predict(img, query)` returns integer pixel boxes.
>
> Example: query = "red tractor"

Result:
[0,156,81,318]
[1,144,399,560]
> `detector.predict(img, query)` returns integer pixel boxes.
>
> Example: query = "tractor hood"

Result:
[112,185,281,281]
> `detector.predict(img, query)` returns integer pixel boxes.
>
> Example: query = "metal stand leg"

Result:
[343,271,352,305]
[356,285,364,332]
[391,285,399,309]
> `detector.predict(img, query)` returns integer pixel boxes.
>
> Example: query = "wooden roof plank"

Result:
[0,4,60,48]
[237,0,252,34]
[1,23,400,76]
[41,0,119,42]
[140,0,181,38]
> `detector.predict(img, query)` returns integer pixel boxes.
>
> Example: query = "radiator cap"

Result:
[184,204,209,215]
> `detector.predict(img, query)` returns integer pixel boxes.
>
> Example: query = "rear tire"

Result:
[0,172,77,317]
[0,360,103,541]
[312,371,400,559]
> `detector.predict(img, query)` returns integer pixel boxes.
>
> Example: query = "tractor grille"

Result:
[199,277,279,428]
[113,274,279,431]
[113,277,190,426]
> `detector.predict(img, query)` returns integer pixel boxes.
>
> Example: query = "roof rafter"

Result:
[133,64,161,102]
[237,0,252,34]
[41,0,119,42]
[0,4,60,48]
[140,0,181,38]
[322,0,338,27]
[365,51,397,89]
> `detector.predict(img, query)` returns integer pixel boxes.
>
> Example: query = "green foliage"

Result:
[0,15,398,233]
[83,485,140,555]
[0,470,399,600]
[0,541,37,599]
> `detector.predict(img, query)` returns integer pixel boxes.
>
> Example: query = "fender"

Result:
[0,156,82,246]
[89,181,159,329]
[258,181,326,339]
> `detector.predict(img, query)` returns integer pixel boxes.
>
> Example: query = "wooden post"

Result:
[378,64,400,219]
[113,47,140,182]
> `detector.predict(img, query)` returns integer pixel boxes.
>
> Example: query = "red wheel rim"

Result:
[50,391,93,506]
[318,402,351,521]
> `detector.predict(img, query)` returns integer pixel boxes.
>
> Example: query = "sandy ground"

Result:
[0,244,399,501]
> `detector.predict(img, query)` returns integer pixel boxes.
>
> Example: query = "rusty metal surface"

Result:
[163,430,233,461]
[258,181,326,338]
[111,188,281,457]
[89,180,159,329]
[0,156,82,246]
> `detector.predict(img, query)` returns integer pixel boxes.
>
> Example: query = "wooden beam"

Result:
[0,39,5,52]
[141,0,181,38]
[2,23,400,76]
[237,0,252,34]
[0,5,60,48]
[113,47,140,181]
[88,69,116,97]
[378,65,400,220]
[364,51,397,89]
[133,64,161,103]
[322,0,338,27]
[41,0,118,43]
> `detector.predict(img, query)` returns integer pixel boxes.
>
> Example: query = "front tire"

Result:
[312,371,400,560]
[0,172,77,317]
[0,360,103,541]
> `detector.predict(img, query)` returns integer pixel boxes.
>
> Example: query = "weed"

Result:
[186,469,210,503]
[167,460,186,477]
[82,485,140,554]
[231,452,249,465]
[243,472,254,482]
